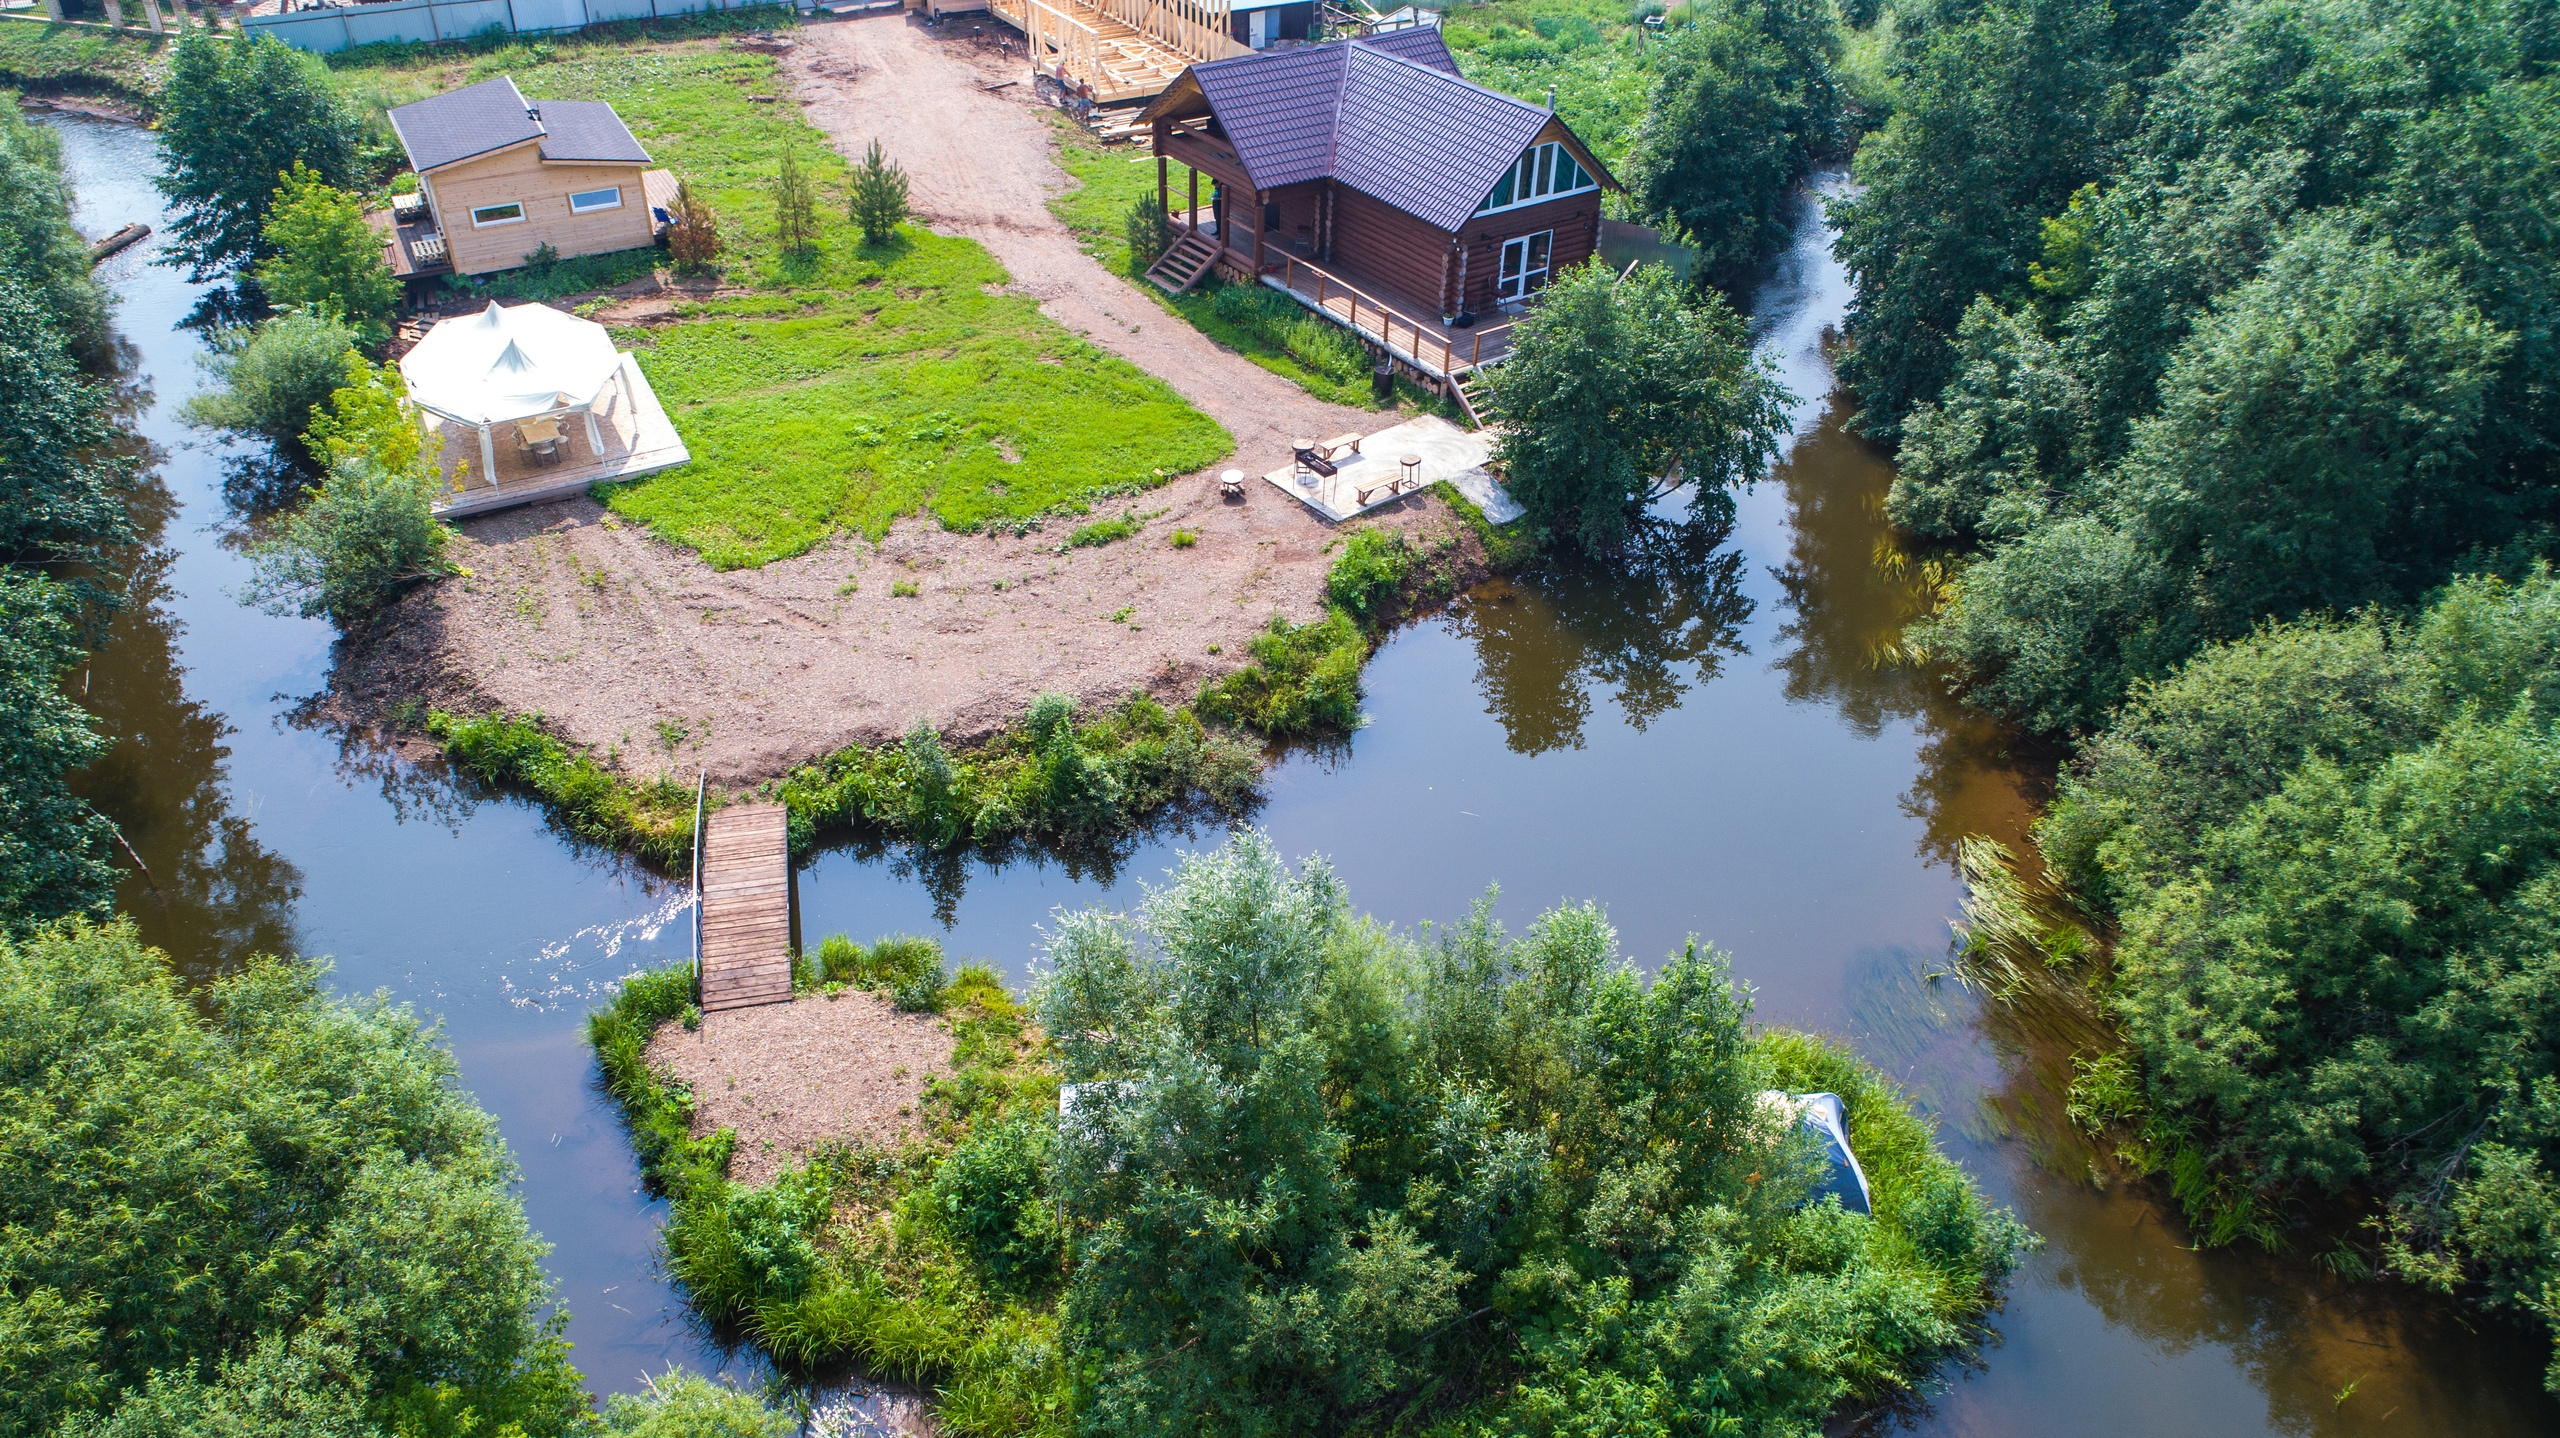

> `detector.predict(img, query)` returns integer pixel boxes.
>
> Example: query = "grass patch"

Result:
[1438,0,1666,164]
[0,18,168,112]
[1064,507,1162,549]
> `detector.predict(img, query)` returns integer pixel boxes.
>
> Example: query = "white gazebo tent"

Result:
[399,301,631,489]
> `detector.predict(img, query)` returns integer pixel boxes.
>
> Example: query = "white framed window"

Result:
[569,186,623,215]
[1475,142,1599,215]
[470,201,526,228]
[1496,230,1552,302]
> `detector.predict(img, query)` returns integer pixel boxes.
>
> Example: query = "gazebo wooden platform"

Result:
[429,354,689,517]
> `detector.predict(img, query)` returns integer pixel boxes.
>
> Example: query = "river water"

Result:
[43,111,2559,1435]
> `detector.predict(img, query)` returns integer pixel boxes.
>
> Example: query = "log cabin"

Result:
[1139,26,1619,404]
[377,77,678,282]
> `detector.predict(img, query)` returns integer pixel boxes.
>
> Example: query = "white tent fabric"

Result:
[400,300,624,427]
[400,301,632,490]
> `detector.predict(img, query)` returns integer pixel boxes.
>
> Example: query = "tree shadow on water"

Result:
[1443,516,1754,755]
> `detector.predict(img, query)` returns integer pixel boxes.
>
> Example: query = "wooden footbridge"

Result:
[693,798,796,1012]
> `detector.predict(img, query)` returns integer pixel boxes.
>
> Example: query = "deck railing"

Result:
[1269,252,1512,378]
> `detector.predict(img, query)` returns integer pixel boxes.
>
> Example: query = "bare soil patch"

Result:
[337,13,1481,785]
[645,989,956,1187]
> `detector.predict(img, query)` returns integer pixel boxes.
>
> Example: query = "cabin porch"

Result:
[1260,251,1514,381]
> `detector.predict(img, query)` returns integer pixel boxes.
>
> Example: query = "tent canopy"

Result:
[399,301,624,428]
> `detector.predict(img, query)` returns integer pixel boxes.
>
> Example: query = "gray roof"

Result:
[1165,30,1588,232]
[389,76,649,174]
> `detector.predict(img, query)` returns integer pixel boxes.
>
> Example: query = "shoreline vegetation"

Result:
[590,836,2031,1436]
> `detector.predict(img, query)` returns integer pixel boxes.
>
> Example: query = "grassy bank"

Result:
[0,18,168,112]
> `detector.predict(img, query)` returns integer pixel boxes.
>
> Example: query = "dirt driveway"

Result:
[340,17,1467,785]
[782,13,1373,465]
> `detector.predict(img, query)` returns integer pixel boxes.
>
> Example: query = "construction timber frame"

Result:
[988,0,1248,104]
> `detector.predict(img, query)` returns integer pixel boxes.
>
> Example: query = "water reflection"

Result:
[1450,520,1751,753]
[71,520,304,980]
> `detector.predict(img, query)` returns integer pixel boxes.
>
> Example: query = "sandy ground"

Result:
[645,989,956,1186]
[342,15,1470,783]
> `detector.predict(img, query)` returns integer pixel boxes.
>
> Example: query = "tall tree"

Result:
[0,268,134,574]
[154,32,358,280]
[1487,262,1792,552]
[256,162,400,342]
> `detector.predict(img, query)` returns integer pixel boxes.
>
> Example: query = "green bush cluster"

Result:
[4,920,592,1436]
[589,945,1068,1436]
[1036,833,2029,1436]
[807,932,948,1012]
[426,710,701,864]
[2031,570,2560,1386]
[775,694,1259,854]
[1194,610,1369,735]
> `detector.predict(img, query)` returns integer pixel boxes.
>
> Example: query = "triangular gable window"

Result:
[1476,141,1599,215]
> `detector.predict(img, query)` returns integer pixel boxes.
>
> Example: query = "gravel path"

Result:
[645,989,955,1186]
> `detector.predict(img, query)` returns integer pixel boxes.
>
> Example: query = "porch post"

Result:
[1250,190,1265,273]
[1188,167,1199,235]
[584,405,605,457]
[478,423,497,488]
[1155,121,1169,225]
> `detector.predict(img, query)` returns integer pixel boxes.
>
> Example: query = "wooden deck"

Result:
[989,0,1244,103]
[429,355,690,518]
[699,803,794,1013]
[1263,251,1515,380]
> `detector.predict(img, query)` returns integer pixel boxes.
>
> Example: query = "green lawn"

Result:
[0,16,170,109]
[612,230,1227,567]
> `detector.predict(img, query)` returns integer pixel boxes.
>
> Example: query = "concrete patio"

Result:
[1260,414,1524,524]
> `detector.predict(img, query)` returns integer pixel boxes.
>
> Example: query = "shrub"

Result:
[1195,610,1368,735]
[772,143,817,254]
[240,457,453,624]
[850,139,910,246]
[599,1372,797,1437]
[1324,527,1414,628]
[0,573,116,933]
[1122,193,1171,275]
[666,180,722,272]
[931,1108,1061,1283]
[301,351,429,483]
[1065,513,1140,548]
[183,311,360,456]
[257,161,401,342]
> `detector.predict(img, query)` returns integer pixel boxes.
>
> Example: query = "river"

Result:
[41,108,2559,1436]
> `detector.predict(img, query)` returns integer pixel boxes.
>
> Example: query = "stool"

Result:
[1398,453,1422,492]
[1220,468,1245,499]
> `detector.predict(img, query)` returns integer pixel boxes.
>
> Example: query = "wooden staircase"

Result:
[1451,366,1501,430]
[1144,231,1220,295]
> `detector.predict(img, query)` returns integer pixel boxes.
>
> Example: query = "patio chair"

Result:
[515,416,567,467]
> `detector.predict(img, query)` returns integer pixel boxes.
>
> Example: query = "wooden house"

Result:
[377,77,677,281]
[1138,28,1618,416]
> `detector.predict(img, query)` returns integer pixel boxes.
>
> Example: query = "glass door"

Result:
[1496,231,1552,303]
